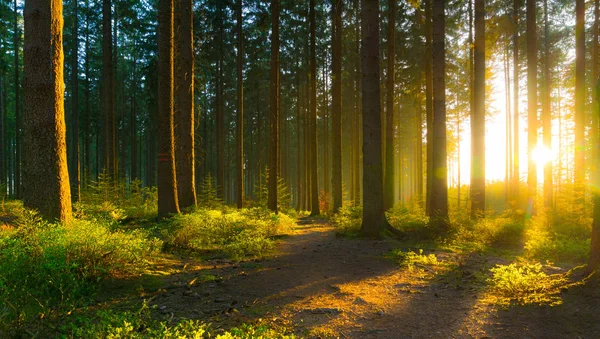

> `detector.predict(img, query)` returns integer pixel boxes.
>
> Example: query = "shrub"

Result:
[387,249,441,270]
[0,216,161,334]
[162,208,290,260]
[331,205,362,237]
[488,261,568,306]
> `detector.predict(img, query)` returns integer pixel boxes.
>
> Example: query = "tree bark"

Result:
[268,0,280,213]
[384,0,395,211]
[175,0,196,209]
[424,0,433,216]
[471,0,485,218]
[102,0,115,180]
[574,0,585,201]
[430,0,448,228]
[331,0,342,213]
[360,0,387,236]
[70,0,80,202]
[512,0,520,202]
[542,0,552,208]
[308,0,319,215]
[14,0,21,199]
[236,0,244,209]
[216,2,225,200]
[157,0,180,216]
[526,0,537,203]
[23,0,72,222]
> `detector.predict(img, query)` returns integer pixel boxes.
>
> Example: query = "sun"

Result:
[532,145,555,166]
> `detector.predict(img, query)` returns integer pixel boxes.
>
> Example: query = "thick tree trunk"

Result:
[268,0,280,213]
[430,0,448,228]
[157,0,180,216]
[354,0,361,206]
[384,0,395,211]
[471,0,485,218]
[23,0,72,222]
[574,0,585,200]
[589,78,600,272]
[360,0,387,236]
[526,0,537,203]
[175,0,196,209]
[332,0,342,213]
[236,0,244,209]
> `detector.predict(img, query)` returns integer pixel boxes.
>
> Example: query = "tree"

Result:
[360,0,386,236]
[309,0,319,216]
[471,0,485,218]
[216,1,225,201]
[384,0,396,211]
[71,0,80,202]
[103,0,115,180]
[332,0,342,213]
[512,0,520,202]
[175,0,196,209]
[542,0,552,207]
[430,0,448,227]
[157,0,180,217]
[268,0,280,213]
[236,0,244,209]
[22,0,72,222]
[526,0,537,202]
[425,0,433,215]
[574,0,585,199]
[14,0,21,199]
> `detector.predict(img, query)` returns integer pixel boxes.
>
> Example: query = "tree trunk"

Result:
[384,0,395,211]
[308,0,319,215]
[575,0,585,200]
[512,0,520,203]
[157,0,180,217]
[22,0,72,222]
[430,0,448,227]
[268,0,280,213]
[360,0,387,236]
[175,0,196,209]
[0,76,5,189]
[526,0,537,203]
[236,0,244,208]
[70,0,80,202]
[542,0,552,208]
[471,0,485,218]
[14,0,21,199]
[424,0,433,216]
[216,3,225,201]
[84,0,90,187]
[589,73,600,272]
[103,0,115,180]
[331,0,342,213]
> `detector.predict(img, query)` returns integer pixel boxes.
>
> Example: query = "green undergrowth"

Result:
[159,207,295,260]
[0,202,161,336]
[63,302,295,339]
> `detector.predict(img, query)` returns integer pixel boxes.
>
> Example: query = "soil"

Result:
[103,218,600,338]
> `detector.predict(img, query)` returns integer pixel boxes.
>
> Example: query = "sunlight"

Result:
[532,145,556,166]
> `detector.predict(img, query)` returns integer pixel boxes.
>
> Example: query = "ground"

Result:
[101,218,600,338]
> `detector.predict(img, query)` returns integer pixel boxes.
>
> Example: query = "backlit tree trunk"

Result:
[332,0,342,213]
[542,0,552,207]
[430,0,448,227]
[23,0,72,222]
[309,0,319,216]
[157,0,180,216]
[425,0,433,215]
[471,0,485,218]
[384,0,395,211]
[512,0,520,202]
[574,0,585,200]
[526,0,537,204]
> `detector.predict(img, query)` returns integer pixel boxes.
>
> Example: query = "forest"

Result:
[1,0,600,337]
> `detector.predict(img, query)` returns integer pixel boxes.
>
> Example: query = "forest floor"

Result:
[98,218,600,338]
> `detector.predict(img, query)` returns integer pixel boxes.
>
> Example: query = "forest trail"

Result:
[105,218,600,338]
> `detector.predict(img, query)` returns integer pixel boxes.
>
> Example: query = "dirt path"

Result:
[111,218,600,338]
